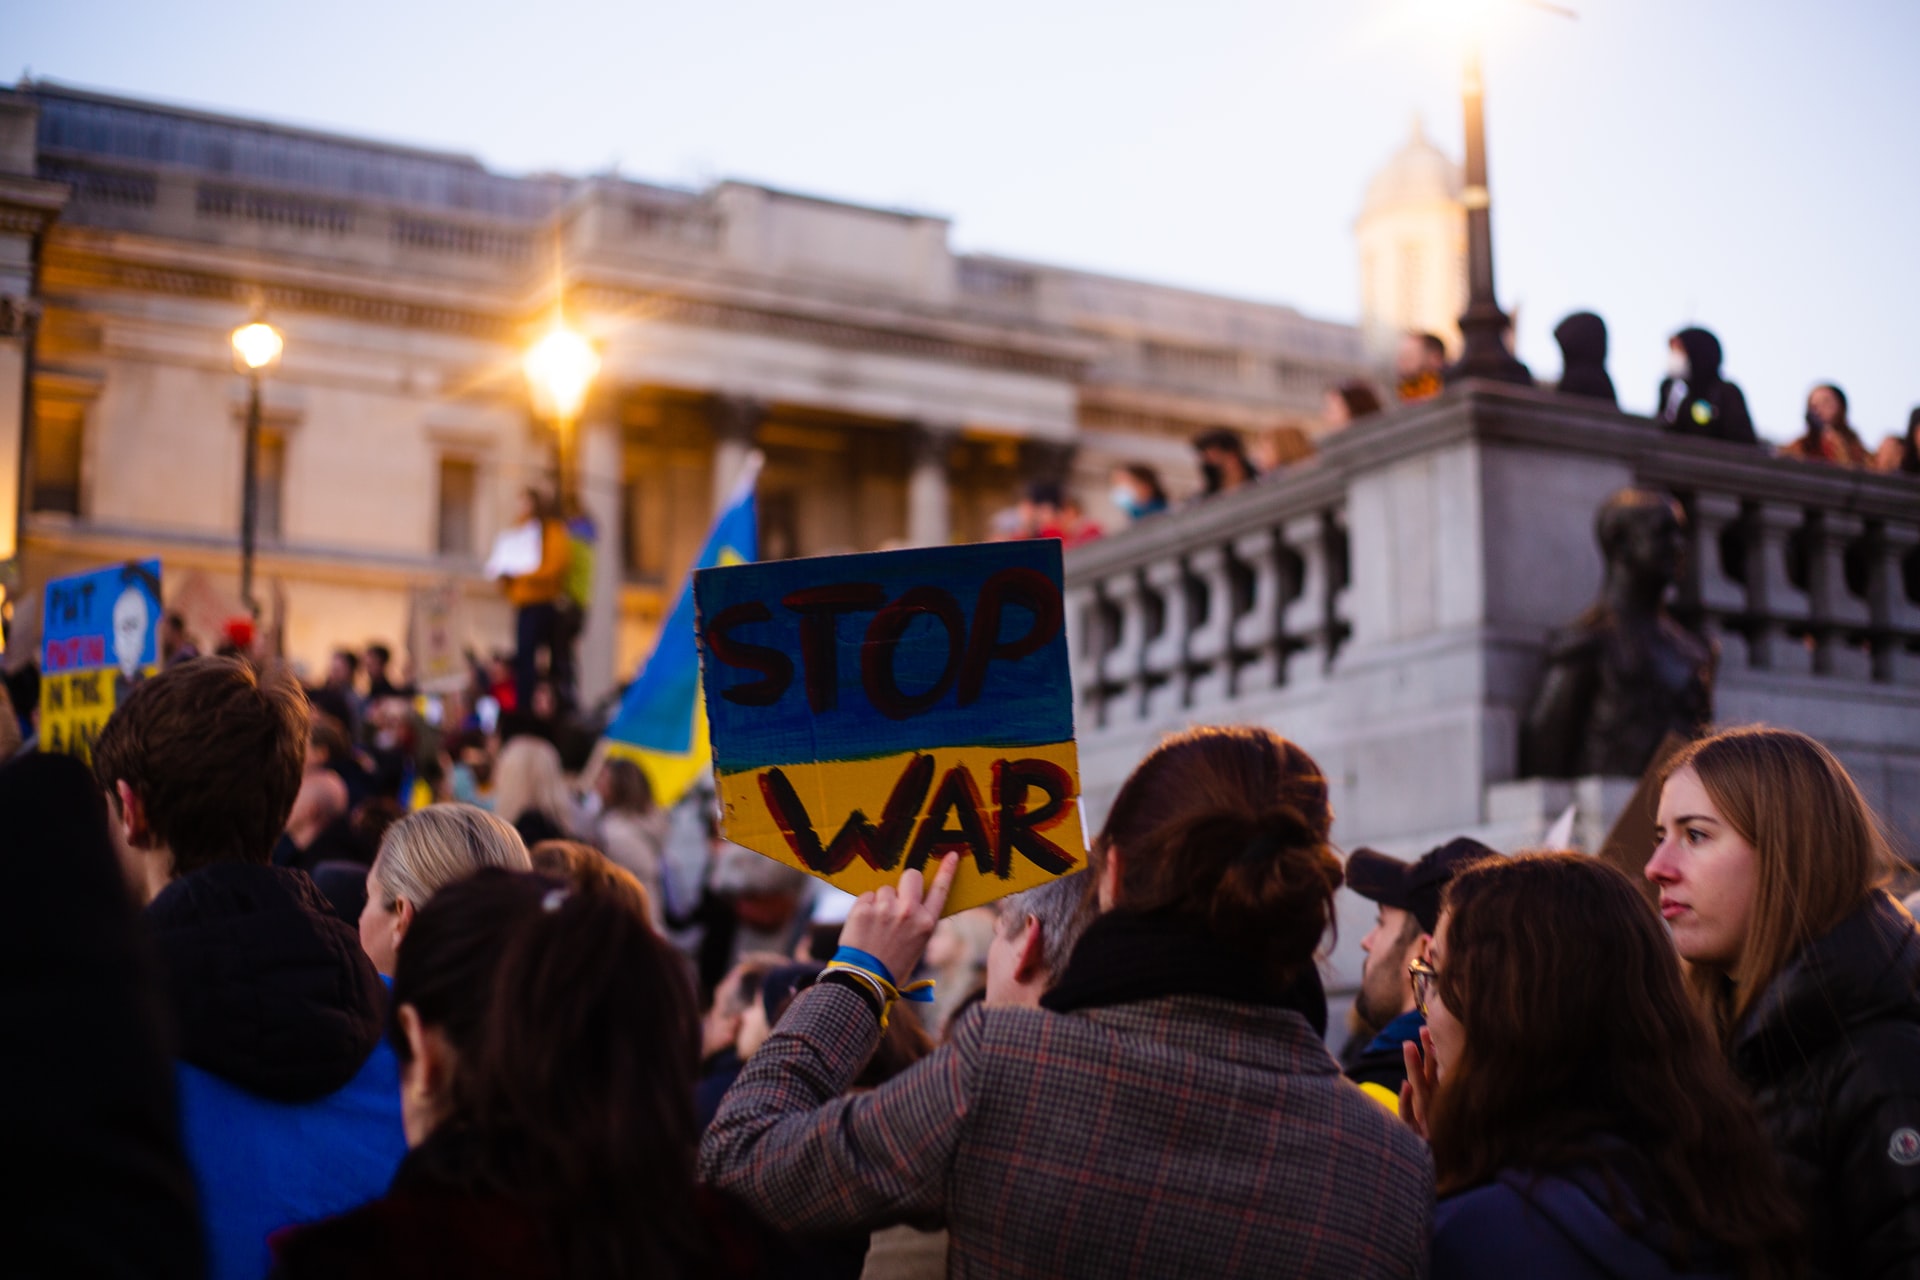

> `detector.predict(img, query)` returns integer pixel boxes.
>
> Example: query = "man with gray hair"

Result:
[985,872,1094,1007]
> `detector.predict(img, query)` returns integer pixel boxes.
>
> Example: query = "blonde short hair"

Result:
[371,803,532,910]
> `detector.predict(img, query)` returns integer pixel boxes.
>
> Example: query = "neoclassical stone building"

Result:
[0,80,1382,696]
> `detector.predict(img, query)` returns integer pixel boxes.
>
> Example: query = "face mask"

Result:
[1667,348,1690,378]
[1110,486,1142,517]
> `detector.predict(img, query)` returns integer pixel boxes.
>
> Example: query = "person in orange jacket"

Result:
[498,487,572,715]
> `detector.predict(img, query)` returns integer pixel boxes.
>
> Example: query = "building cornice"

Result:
[40,230,517,340]
[575,280,1091,383]
[40,226,1101,384]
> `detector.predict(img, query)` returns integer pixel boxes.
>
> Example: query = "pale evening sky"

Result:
[8,0,1917,446]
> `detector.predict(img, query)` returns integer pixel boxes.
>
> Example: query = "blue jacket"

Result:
[146,863,408,1280]
[177,1042,407,1280]
[1433,1166,1734,1280]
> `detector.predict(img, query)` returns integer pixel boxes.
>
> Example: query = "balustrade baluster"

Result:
[1186,546,1235,706]
[1097,571,1151,726]
[1750,502,1814,675]
[1142,557,1193,718]
[1231,527,1287,695]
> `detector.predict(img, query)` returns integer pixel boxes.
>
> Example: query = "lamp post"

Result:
[1451,42,1531,385]
[230,320,283,615]
[521,315,601,508]
[1448,0,1573,383]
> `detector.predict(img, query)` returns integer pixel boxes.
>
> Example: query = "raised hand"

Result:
[838,852,961,985]
[1397,1026,1440,1140]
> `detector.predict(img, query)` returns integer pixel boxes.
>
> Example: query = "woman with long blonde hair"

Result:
[492,735,579,848]
[1648,725,1920,1279]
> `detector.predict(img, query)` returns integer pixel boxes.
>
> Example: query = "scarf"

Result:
[1040,910,1327,1036]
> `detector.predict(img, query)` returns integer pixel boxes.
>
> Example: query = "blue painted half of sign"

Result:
[42,560,163,674]
[695,539,1073,773]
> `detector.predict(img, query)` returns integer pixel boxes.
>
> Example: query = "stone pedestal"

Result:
[1483,776,1640,855]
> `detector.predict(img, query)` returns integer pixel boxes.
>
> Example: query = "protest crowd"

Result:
[5,642,1919,1278]
[2,312,1919,1280]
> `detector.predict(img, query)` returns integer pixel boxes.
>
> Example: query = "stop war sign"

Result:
[694,540,1086,914]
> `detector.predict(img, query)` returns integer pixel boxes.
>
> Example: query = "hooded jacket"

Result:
[1553,312,1618,406]
[147,862,408,1280]
[1,752,204,1280]
[1657,328,1757,444]
[1731,891,1920,1280]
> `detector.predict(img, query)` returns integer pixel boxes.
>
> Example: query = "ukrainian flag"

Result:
[601,453,760,806]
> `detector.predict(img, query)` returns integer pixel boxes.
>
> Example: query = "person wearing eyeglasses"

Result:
[1398,853,1800,1280]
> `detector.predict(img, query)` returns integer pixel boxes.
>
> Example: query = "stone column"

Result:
[0,111,71,572]
[708,395,763,514]
[576,411,623,706]
[905,422,958,547]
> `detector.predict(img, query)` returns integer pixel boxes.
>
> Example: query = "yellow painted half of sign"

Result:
[717,740,1086,915]
[40,665,157,764]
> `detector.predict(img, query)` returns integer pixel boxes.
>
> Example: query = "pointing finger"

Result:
[924,851,962,918]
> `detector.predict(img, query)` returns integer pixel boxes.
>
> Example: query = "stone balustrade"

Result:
[1067,385,1920,1013]
[1064,384,1920,1004]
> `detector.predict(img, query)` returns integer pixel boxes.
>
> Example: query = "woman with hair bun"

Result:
[1649,726,1920,1279]
[701,725,1433,1278]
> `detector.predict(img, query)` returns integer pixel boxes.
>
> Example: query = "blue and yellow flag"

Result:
[602,455,760,806]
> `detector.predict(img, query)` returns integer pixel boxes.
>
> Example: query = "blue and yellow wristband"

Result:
[823,945,935,1029]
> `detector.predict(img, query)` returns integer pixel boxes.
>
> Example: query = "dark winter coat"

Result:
[271,1125,763,1280]
[1732,890,1920,1280]
[1433,1162,1734,1279]
[0,752,204,1280]
[1657,327,1757,444]
[147,861,407,1280]
[1553,311,1618,406]
[702,913,1432,1278]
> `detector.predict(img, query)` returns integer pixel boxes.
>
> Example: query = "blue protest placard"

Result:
[695,540,1085,914]
[41,560,163,762]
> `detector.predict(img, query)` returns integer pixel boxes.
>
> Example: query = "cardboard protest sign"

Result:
[41,560,163,762]
[695,540,1085,915]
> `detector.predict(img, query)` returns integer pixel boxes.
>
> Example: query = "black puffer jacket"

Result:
[1732,891,1920,1280]
[144,861,386,1101]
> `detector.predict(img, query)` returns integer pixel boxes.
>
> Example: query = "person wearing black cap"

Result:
[1343,836,1499,1109]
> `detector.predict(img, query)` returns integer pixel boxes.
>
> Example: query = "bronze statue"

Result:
[1520,489,1715,778]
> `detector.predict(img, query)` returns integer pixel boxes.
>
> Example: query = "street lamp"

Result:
[521,315,600,508]
[1449,0,1572,385]
[230,320,283,615]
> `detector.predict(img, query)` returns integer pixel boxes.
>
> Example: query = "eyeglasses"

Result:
[1408,956,1440,1017]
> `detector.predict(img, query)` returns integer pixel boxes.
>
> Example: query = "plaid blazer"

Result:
[700,984,1433,1278]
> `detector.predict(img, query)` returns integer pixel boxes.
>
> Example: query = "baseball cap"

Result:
[1346,837,1500,934]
